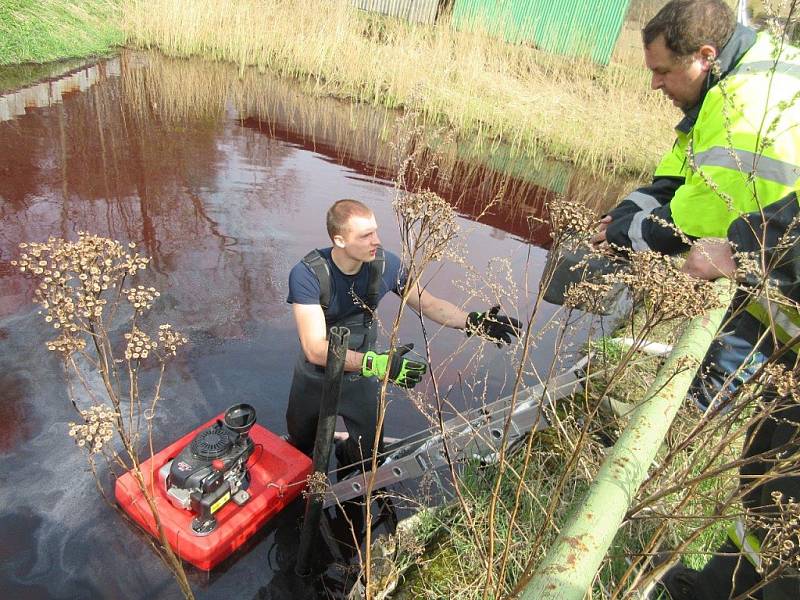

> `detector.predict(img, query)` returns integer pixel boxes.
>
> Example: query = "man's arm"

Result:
[403,283,522,346]
[595,176,689,254]
[727,192,800,292]
[292,303,365,371]
[595,132,690,252]
[404,284,469,329]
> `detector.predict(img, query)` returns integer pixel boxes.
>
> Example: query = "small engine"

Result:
[158,404,257,535]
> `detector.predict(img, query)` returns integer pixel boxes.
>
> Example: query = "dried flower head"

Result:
[68,404,117,454]
[564,250,720,319]
[759,363,799,402]
[157,324,188,356]
[733,250,764,284]
[46,333,88,354]
[124,327,157,360]
[563,281,616,312]
[304,470,329,497]
[124,285,160,313]
[547,196,596,245]
[612,251,719,320]
[747,490,800,573]
[394,190,458,264]
[15,233,150,352]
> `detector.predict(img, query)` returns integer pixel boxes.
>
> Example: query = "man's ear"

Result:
[333,235,346,248]
[698,44,717,71]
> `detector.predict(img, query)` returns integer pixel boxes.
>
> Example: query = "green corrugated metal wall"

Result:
[451,0,632,65]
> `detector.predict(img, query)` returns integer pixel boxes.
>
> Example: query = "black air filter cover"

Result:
[191,427,233,459]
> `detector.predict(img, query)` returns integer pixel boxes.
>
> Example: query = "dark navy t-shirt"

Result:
[287,247,407,326]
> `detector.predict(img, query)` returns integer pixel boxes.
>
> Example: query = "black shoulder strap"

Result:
[302,248,385,319]
[363,247,386,325]
[301,250,332,311]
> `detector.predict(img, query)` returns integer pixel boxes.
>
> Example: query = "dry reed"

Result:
[122,0,677,177]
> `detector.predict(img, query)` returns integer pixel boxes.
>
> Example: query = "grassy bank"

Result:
[388,322,740,598]
[122,0,676,177]
[0,0,123,65]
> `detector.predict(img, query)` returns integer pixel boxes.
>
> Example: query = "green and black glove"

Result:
[466,305,523,347]
[361,343,427,389]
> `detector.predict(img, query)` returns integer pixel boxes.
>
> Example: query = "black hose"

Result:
[295,326,349,577]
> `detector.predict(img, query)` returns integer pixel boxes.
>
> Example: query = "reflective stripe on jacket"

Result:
[727,519,762,569]
[745,290,800,352]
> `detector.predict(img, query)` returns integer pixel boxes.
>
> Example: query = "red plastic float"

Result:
[115,413,312,570]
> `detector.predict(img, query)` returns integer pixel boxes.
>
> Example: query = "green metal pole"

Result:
[522,279,733,600]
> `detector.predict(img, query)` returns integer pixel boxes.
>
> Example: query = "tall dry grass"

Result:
[122,0,677,177]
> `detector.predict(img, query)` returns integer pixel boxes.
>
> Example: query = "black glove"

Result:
[361,343,427,388]
[466,306,522,347]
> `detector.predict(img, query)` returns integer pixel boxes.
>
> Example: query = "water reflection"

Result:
[0,59,120,121]
[0,50,633,599]
[118,50,632,245]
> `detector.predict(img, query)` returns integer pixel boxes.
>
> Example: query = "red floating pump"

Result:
[115,405,312,570]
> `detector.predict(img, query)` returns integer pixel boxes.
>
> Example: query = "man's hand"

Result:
[361,343,427,388]
[466,306,523,347]
[681,238,736,280]
[590,215,613,246]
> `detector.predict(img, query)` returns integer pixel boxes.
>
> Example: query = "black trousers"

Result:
[693,392,800,600]
[285,354,384,468]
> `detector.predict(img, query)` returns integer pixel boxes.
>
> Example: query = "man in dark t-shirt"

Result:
[288,246,406,329]
[285,198,521,471]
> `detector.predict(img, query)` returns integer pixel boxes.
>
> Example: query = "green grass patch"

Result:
[394,428,599,598]
[0,0,124,65]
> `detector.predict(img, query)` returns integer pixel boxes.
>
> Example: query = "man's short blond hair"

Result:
[326,199,373,240]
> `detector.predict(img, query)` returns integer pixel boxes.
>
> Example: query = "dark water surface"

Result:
[0,52,626,599]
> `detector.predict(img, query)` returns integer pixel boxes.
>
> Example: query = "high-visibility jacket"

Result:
[605,28,800,254]
[745,288,800,351]
[716,194,800,592]
[665,32,800,238]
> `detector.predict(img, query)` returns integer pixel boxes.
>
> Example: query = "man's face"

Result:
[644,34,712,111]
[335,213,381,262]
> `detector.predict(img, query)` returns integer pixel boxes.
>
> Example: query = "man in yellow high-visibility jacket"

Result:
[588,1,800,598]
[592,4,800,256]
